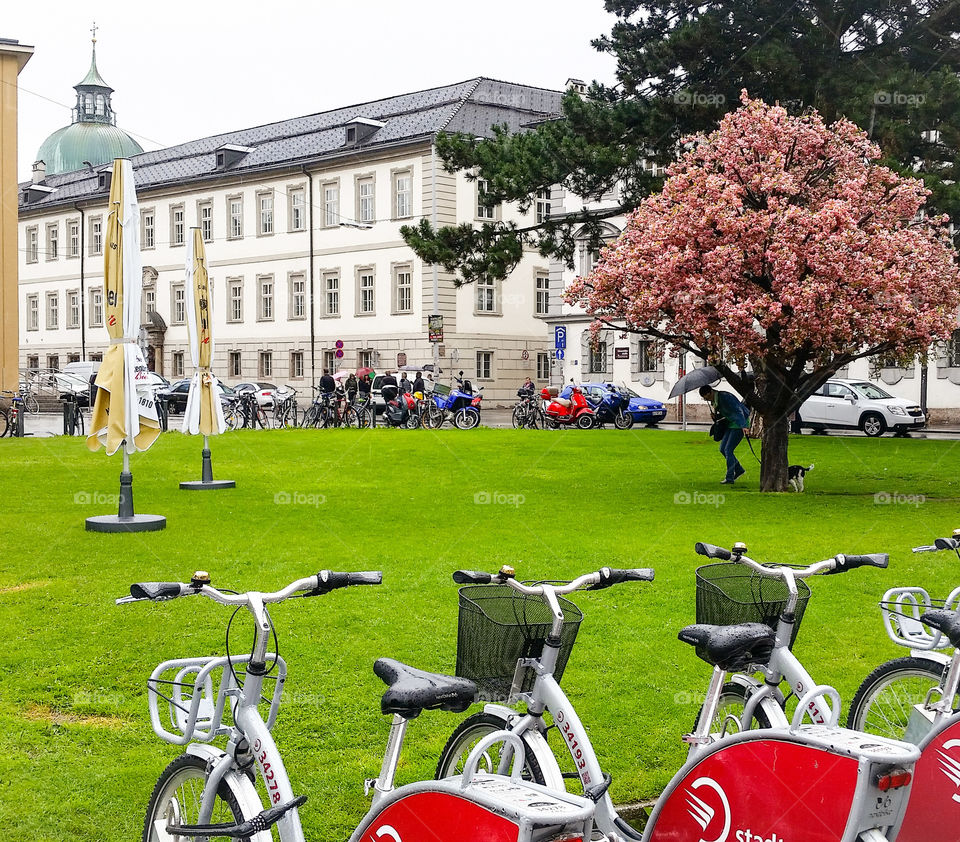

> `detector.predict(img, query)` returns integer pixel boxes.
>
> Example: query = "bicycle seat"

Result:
[921,609,960,648]
[678,623,776,671]
[374,658,477,719]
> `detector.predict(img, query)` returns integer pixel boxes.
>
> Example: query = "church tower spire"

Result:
[73,22,116,126]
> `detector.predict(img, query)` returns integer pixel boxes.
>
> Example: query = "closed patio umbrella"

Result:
[180,228,234,490]
[85,158,165,532]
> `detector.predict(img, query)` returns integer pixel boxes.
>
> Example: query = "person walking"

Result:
[699,384,750,484]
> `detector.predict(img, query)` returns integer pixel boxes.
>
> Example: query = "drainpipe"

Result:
[302,166,315,383]
[431,144,439,376]
[74,204,86,359]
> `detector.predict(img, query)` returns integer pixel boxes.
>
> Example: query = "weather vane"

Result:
[91,21,98,45]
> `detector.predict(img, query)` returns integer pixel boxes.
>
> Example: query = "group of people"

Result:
[315,369,434,405]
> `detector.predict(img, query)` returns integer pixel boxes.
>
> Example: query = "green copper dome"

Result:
[34,36,142,176]
[37,122,143,176]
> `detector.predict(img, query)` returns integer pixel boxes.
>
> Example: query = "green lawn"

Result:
[1,427,958,840]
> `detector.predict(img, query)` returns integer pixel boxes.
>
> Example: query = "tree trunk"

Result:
[759,412,790,492]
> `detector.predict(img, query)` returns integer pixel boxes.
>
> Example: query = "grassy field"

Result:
[1,426,958,840]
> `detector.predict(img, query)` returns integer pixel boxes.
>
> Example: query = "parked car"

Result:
[232,381,277,408]
[579,383,667,426]
[146,371,170,391]
[796,379,925,437]
[160,379,236,414]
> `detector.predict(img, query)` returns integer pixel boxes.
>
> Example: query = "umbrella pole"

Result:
[201,434,214,483]
[118,445,135,519]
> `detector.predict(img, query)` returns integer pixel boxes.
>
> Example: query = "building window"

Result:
[289,187,306,232]
[537,352,550,380]
[535,271,549,316]
[323,181,339,228]
[323,349,336,373]
[359,349,375,369]
[637,340,659,372]
[199,201,213,242]
[90,288,103,327]
[289,273,306,320]
[358,269,375,315]
[393,265,412,313]
[47,354,60,371]
[141,210,155,249]
[290,351,304,379]
[170,205,185,247]
[323,272,340,317]
[228,278,243,323]
[68,220,80,257]
[357,176,375,224]
[476,179,496,220]
[228,351,242,378]
[258,275,274,321]
[258,191,274,235]
[90,216,103,255]
[589,342,607,374]
[26,355,39,371]
[26,226,38,263]
[228,195,243,239]
[535,188,551,224]
[393,170,412,219]
[172,351,184,378]
[949,329,960,367]
[145,287,156,316]
[46,292,59,329]
[67,290,80,328]
[477,277,496,313]
[46,223,59,261]
[172,285,186,324]
[259,351,273,378]
[476,351,493,380]
[26,294,39,331]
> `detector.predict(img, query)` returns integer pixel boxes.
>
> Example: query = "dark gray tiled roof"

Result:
[20,78,565,212]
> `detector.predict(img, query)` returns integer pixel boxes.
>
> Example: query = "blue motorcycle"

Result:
[585,384,634,430]
[426,372,483,429]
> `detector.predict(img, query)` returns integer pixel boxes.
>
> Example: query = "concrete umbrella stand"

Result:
[180,435,235,490]
[86,447,166,532]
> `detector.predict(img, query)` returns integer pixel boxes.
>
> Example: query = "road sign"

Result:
[335,339,344,349]
[335,349,344,359]
[521,349,529,361]
[555,349,565,360]
[554,326,567,350]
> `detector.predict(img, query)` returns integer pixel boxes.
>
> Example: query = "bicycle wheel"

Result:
[73,407,85,436]
[344,407,361,428]
[25,395,40,415]
[301,406,319,428]
[222,407,239,431]
[142,754,251,842]
[0,410,8,438]
[436,712,546,785]
[847,656,956,740]
[694,682,777,737]
[511,406,525,429]
[255,407,269,429]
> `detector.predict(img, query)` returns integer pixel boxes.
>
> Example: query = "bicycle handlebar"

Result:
[117,570,383,606]
[695,543,888,577]
[913,534,960,552]
[452,566,655,593]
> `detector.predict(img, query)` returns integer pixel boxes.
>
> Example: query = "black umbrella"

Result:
[668,365,721,399]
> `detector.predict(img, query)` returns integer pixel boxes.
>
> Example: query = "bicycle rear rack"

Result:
[880,586,960,650]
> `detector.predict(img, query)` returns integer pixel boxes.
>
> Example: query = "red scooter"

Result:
[541,385,595,429]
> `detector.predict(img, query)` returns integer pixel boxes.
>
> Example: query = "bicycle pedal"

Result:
[681,732,712,746]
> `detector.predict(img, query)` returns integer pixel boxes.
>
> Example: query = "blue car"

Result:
[579,383,667,426]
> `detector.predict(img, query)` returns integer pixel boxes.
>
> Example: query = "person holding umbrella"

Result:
[699,385,750,484]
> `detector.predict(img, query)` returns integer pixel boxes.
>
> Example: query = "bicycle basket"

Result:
[695,564,811,648]
[456,584,583,702]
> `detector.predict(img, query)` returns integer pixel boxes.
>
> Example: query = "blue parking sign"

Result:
[554,326,567,349]
[555,349,565,360]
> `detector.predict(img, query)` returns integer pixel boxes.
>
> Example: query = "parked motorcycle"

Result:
[427,372,483,430]
[585,383,634,429]
[541,385,595,429]
[382,384,419,428]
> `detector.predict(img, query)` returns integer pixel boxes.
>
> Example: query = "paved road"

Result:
[11,410,960,440]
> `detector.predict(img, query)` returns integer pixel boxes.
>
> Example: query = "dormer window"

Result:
[344,117,385,146]
[21,184,57,204]
[98,170,112,191]
[216,144,255,170]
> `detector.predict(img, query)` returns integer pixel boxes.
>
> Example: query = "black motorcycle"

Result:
[585,384,634,430]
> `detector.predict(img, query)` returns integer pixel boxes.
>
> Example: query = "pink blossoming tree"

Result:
[567,93,960,492]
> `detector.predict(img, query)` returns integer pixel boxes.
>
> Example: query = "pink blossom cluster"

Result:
[566,92,960,366]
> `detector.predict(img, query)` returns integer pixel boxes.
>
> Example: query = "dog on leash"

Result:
[788,463,814,492]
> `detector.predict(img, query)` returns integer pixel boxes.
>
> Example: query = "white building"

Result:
[18,76,565,403]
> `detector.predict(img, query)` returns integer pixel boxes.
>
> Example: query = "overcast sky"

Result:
[6,0,620,181]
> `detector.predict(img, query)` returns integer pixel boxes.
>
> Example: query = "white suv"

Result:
[796,379,925,437]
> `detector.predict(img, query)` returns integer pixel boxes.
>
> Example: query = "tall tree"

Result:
[566,94,960,491]
[402,1,960,281]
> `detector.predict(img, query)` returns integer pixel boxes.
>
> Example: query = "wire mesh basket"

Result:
[695,564,811,648]
[456,584,583,701]
[879,586,960,650]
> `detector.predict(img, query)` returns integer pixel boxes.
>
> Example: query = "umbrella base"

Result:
[179,479,236,490]
[85,514,167,533]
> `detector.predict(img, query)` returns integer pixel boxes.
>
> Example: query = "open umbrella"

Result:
[333,370,352,382]
[180,228,234,490]
[85,158,165,532]
[356,367,375,379]
[668,365,722,399]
